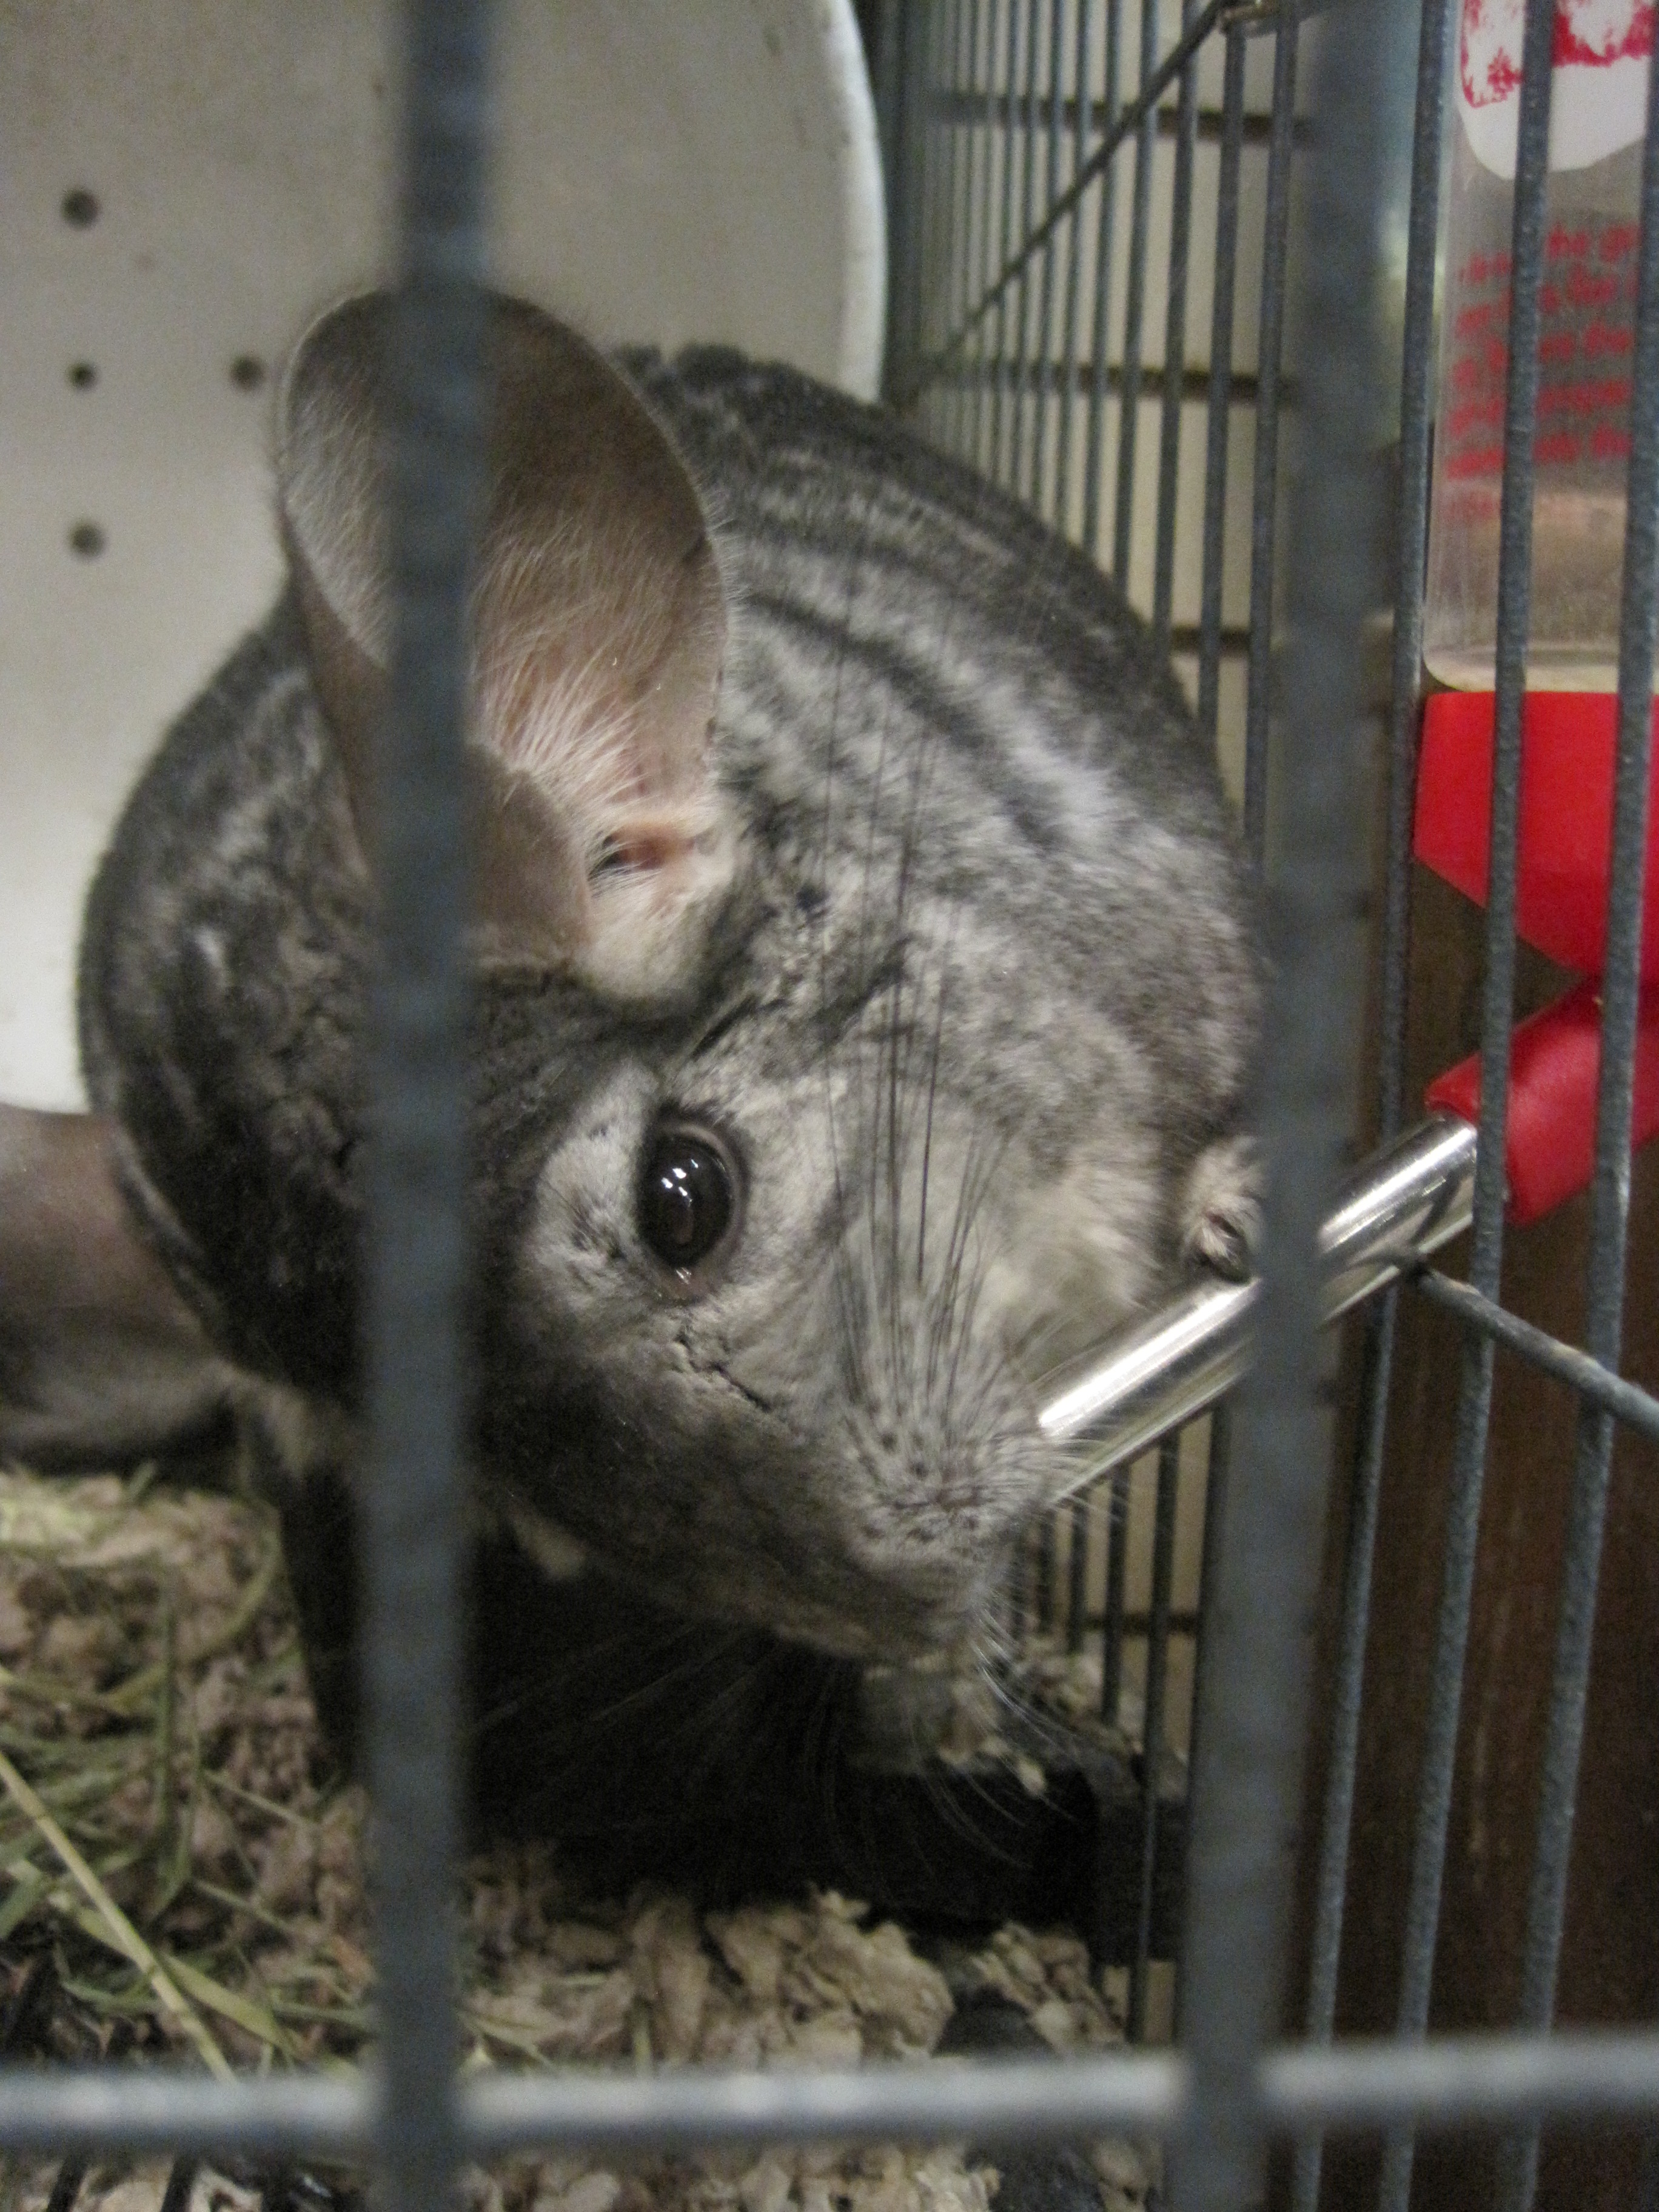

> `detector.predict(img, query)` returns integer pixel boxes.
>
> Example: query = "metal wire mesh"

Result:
[887,0,1659,2203]
[5,3,1659,2211]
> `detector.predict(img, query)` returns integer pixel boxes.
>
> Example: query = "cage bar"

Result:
[5,2028,1659,2162]
[1053,0,1096,529]
[1240,1,1298,862]
[1494,48,1659,2212]
[1195,21,1244,744]
[1378,2,1560,2205]
[1171,0,1393,2200]
[1410,1269,1659,1444]
[1010,0,1044,488]
[1110,0,1158,585]
[1128,1432,1181,2037]
[1028,0,1067,511]
[360,8,491,2212]
[1084,0,1124,555]
[1152,0,1200,652]
[1288,0,1455,2196]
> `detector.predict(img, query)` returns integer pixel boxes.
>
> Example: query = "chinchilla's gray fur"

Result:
[73,298,1259,1855]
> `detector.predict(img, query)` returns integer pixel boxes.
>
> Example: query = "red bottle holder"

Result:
[1413,686,1659,1222]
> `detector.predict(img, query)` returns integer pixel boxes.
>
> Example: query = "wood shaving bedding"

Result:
[0,1467,1154,2212]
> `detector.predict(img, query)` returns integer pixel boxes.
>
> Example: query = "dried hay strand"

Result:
[0,1466,1153,2212]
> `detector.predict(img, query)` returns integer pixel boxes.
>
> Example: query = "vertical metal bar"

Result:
[880,5,922,407]
[1054,0,1096,535]
[940,4,964,441]
[971,0,1002,469]
[874,0,908,400]
[939,1,965,437]
[920,2,948,439]
[1173,1404,1229,2035]
[1101,1462,1130,1724]
[44,2161,85,2212]
[1010,0,1044,491]
[1083,0,1122,558]
[1241,2,1299,864]
[1152,0,1200,654]
[1496,52,1659,2212]
[1067,1493,1091,1654]
[934,0,957,444]
[1130,1432,1181,2040]
[1377,3,1558,2205]
[907,5,937,417]
[158,2158,198,2212]
[1110,0,1159,589]
[1196,24,1244,744]
[911,4,938,435]
[370,7,492,2212]
[1171,0,1390,2200]
[1030,0,1068,512]
[949,0,978,455]
[1376,0,1452,1147]
[1287,1298,1398,2209]
[1287,4,1453,2204]
[990,0,1024,476]
[916,2,934,431]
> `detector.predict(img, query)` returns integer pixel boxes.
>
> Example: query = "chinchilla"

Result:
[0,290,1259,1885]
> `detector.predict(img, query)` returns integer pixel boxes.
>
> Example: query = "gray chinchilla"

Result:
[1,290,1259,1885]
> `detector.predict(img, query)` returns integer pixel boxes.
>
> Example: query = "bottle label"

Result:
[1460,0,1654,176]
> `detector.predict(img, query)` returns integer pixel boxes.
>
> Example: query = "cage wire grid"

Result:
[4,2,1659,2212]
[886,0,1659,2189]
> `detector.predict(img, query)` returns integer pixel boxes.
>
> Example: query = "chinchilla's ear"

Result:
[0,1107,235,1472]
[277,291,732,1000]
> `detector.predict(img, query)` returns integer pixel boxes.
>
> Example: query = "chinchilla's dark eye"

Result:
[638,1121,740,1277]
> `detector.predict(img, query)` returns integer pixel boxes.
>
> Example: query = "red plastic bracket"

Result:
[1413,689,1659,1224]
[1424,979,1659,1225]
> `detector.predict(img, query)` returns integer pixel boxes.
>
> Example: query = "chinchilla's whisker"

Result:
[814,474,890,1425]
[916,971,948,1295]
[468,1621,753,1752]
[936,1142,1004,1422]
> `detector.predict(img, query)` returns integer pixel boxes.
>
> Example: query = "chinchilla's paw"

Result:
[1179,1134,1259,1284]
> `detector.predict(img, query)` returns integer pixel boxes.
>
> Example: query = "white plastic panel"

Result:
[0,0,885,1104]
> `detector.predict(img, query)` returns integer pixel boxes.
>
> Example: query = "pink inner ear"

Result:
[469,510,725,928]
[599,825,700,877]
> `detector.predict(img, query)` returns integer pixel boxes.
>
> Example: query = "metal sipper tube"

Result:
[1040,1113,1479,1478]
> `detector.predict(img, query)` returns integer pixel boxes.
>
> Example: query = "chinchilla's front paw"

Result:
[1179,1134,1259,1284]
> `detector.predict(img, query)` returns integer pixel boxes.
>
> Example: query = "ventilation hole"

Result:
[229,354,267,392]
[60,189,99,229]
[67,362,97,390]
[69,521,106,559]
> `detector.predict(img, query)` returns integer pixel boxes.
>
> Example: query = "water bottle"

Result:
[1424,0,1651,690]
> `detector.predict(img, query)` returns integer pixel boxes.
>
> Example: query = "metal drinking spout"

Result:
[1039,1113,1479,1482]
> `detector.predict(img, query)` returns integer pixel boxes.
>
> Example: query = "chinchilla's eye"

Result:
[638,1121,741,1278]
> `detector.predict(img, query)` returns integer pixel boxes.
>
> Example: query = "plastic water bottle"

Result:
[1423,0,1652,691]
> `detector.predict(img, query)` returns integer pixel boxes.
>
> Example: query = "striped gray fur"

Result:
[52,297,1257,1828]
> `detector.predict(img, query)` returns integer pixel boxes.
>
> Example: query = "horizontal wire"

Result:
[1408,1267,1659,1449]
[4,2031,1659,2159]
[929,92,1310,147]
[922,358,1280,403]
